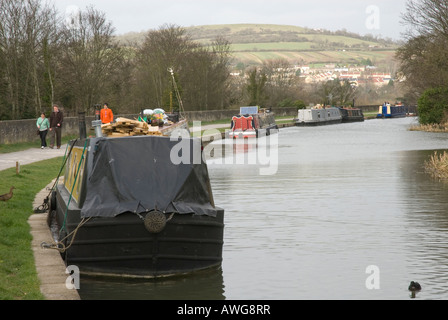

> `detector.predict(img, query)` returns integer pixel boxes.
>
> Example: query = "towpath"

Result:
[190,123,229,133]
[0,146,68,172]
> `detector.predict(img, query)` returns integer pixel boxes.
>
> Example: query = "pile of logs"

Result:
[101,117,164,137]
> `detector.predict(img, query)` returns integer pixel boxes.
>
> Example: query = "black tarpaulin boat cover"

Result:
[80,136,217,218]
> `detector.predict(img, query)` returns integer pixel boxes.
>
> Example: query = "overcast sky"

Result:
[48,0,409,40]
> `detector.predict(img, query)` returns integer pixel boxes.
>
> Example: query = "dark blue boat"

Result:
[377,103,407,118]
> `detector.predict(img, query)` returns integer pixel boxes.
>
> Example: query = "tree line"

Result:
[1,0,405,121]
[0,0,235,120]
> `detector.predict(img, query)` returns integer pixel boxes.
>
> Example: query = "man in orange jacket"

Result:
[100,103,114,124]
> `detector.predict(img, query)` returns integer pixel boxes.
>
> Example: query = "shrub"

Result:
[418,87,448,125]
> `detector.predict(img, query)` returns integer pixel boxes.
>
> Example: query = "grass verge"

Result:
[0,157,64,300]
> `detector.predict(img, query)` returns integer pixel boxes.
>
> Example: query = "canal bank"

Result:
[30,181,80,300]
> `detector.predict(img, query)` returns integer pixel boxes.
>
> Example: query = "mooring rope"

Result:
[41,217,92,253]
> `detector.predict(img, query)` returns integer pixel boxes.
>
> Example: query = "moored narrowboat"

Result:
[44,117,224,279]
[377,103,407,118]
[295,106,342,126]
[228,106,278,139]
[338,107,364,122]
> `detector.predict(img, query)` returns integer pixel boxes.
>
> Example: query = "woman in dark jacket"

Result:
[49,105,64,149]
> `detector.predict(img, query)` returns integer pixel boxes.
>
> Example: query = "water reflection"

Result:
[398,150,448,299]
[78,267,225,300]
[208,118,448,300]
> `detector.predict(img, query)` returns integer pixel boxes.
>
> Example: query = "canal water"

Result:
[78,117,448,300]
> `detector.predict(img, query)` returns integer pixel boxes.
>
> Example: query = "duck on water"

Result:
[408,281,421,299]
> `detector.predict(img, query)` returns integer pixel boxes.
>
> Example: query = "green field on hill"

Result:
[232,49,396,66]
[190,24,398,67]
[117,23,399,67]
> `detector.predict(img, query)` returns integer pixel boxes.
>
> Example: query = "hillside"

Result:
[116,23,399,68]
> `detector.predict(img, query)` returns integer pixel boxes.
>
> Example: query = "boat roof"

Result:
[78,136,217,218]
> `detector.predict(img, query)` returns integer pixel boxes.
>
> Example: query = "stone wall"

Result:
[0,116,97,145]
[0,108,298,145]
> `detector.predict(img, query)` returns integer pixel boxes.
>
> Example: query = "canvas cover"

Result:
[79,136,217,218]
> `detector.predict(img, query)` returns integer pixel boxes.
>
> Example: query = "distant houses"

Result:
[230,64,394,88]
[300,65,393,87]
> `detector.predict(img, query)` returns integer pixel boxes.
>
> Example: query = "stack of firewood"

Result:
[101,117,163,137]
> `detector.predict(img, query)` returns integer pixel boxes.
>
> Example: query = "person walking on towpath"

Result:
[49,105,64,149]
[36,112,50,149]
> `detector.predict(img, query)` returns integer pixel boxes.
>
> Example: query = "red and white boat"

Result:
[228,106,278,139]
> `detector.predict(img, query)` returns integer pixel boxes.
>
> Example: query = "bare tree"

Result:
[245,67,268,106]
[25,2,60,114]
[183,37,232,111]
[209,36,233,109]
[262,58,303,107]
[318,79,356,106]
[58,6,124,114]
[136,24,195,110]
[0,0,58,119]
[0,0,22,119]
[135,24,232,111]
[402,0,448,39]
[396,35,448,99]
[397,0,448,100]
[0,0,57,119]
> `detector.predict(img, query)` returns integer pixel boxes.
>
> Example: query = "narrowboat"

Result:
[295,106,342,126]
[377,103,407,118]
[228,106,278,139]
[338,107,364,122]
[44,116,225,279]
